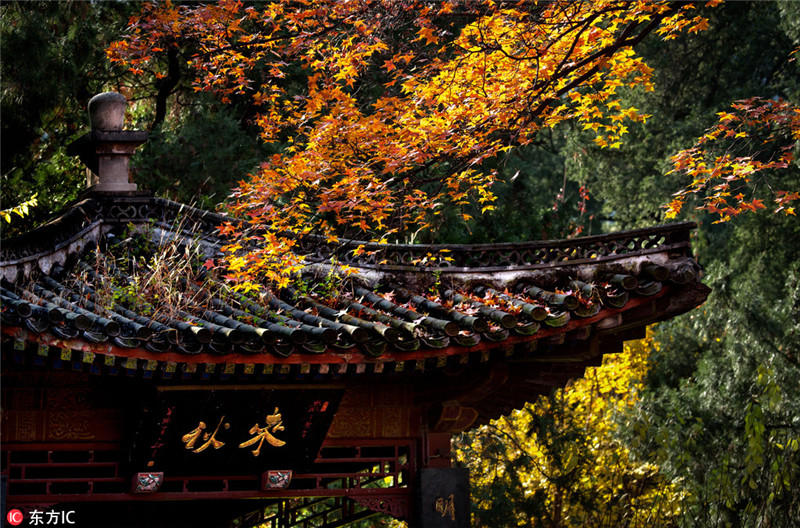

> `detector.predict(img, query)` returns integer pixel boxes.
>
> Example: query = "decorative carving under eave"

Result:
[430,402,480,433]
[422,362,510,432]
[352,492,410,519]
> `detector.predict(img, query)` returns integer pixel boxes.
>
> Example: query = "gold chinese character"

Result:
[182,421,206,450]
[181,416,229,453]
[239,407,286,456]
[435,494,455,521]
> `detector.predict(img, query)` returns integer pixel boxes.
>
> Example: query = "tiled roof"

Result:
[1,194,709,382]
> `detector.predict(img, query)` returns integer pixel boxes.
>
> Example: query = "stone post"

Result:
[68,92,147,192]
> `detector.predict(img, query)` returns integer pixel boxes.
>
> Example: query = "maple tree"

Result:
[109,0,717,288]
[665,96,800,222]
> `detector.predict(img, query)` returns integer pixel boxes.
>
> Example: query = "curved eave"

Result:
[1,281,709,383]
[1,194,709,391]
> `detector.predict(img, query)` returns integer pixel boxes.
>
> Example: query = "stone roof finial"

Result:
[89,92,127,132]
[68,92,147,193]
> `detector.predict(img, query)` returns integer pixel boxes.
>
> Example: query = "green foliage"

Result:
[0,1,134,228]
[430,130,603,244]
[629,213,800,527]
[610,5,800,525]
[131,102,272,209]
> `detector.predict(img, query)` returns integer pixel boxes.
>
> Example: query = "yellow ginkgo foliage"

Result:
[455,330,684,528]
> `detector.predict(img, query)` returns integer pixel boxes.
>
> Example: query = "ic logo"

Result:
[6,509,24,526]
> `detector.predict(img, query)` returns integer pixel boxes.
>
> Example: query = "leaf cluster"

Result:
[456,333,683,528]
[109,0,717,285]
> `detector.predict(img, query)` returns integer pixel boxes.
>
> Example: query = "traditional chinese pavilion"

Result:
[1,94,709,528]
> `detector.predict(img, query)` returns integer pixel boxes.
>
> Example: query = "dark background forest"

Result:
[2,1,798,526]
